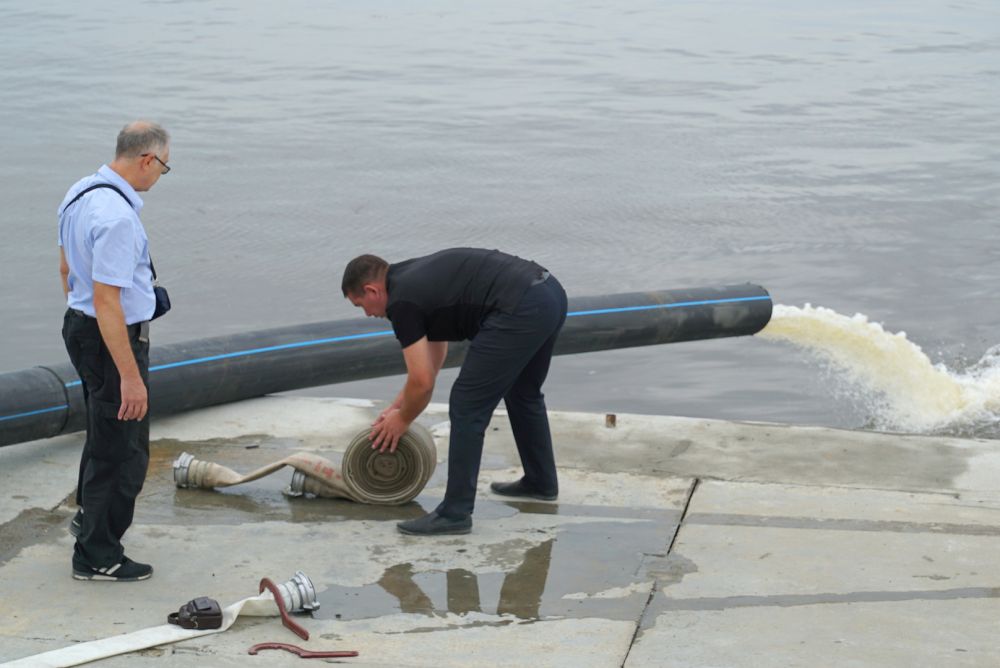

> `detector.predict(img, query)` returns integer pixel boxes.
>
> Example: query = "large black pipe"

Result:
[0,284,771,447]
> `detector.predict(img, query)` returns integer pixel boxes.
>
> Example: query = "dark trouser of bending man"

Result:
[57,121,172,580]
[343,248,568,535]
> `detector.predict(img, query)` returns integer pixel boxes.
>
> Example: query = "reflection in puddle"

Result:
[372,540,554,620]
[497,539,552,619]
[317,515,676,623]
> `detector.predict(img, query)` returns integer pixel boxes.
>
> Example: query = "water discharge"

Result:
[758,305,1000,435]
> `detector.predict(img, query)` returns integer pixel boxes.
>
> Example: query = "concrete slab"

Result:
[518,409,1000,493]
[0,434,79,527]
[626,600,999,668]
[0,403,693,666]
[2,397,1000,667]
[629,480,1000,667]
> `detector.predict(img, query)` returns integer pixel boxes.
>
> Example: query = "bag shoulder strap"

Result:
[60,182,133,216]
[60,182,159,279]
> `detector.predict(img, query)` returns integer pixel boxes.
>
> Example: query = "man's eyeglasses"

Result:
[141,153,171,175]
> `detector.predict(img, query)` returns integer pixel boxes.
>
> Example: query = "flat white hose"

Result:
[0,572,316,668]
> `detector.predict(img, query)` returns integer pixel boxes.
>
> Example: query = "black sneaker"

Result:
[397,511,472,536]
[72,557,153,582]
[68,509,83,538]
[490,479,557,501]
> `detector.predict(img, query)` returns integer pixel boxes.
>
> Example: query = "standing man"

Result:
[342,248,568,535]
[58,121,171,580]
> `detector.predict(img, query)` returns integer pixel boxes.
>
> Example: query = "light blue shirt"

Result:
[58,165,156,324]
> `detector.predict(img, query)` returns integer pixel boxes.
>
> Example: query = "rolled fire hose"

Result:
[0,572,320,668]
[173,423,437,505]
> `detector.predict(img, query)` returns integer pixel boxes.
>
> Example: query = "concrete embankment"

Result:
[1,396,998,667]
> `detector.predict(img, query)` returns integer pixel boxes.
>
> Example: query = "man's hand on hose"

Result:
[373,396,403,426]
[369,409,410,453]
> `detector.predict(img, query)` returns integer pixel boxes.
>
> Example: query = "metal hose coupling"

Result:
[172,451,197,488]
[273,571,320,613]
[173,451,241,488]
[286,470,330,498]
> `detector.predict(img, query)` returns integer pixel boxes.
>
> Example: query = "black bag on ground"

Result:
[167,596,223,630]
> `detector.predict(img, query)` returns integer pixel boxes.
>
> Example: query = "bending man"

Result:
[342,248,568,535]
[58,121,171,581]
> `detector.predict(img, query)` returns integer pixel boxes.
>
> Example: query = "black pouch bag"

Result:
[168,596,223,630]
[150,258,171,320]
[152,285,171,320]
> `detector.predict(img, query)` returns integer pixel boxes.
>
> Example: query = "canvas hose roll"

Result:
[173,423,437,505]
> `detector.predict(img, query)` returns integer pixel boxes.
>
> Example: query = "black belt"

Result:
[68,308,149,341]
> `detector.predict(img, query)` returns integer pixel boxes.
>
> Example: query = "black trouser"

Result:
[62,309,150,569]
[436,276,568,519]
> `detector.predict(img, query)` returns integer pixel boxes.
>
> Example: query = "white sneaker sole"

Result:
[72,570,152,582]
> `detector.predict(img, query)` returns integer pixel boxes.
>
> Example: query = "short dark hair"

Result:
[342,254,388,296]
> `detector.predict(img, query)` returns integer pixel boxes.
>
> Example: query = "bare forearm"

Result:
[94,295,141,381]
[59,250,69,299]
[397,378,433,423]
[393,344,445,411]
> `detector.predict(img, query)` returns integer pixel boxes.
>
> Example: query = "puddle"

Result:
[315,510,679,623]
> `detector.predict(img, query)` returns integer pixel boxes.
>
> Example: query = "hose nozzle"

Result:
[274,571,320,612]
[172,452,197,488]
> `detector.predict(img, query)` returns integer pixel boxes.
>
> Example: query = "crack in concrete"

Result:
[620,477,699,667]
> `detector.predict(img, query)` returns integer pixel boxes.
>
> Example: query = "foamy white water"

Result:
[758,305,1000,434]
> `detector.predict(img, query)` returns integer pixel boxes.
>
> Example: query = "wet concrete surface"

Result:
[2,397,1000,667]
[316,514,677,623]
[143,435,682,625]
[0,505,72,568]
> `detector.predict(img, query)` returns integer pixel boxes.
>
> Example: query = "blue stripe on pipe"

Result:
[0,404,68,422]
[76,295,769,383]
[3,294,770,422]
[149,329,396,372]
[566,295,770,318]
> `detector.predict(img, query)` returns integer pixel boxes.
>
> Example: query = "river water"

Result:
[1,1,998,436]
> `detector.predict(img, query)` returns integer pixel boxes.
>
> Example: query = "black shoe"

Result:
[68,509,83,538]
[397,511,471,536]
[72,556,153,582]
[490,479,557,501]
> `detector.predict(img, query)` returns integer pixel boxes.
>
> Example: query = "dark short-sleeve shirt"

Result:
[386,248,545,348]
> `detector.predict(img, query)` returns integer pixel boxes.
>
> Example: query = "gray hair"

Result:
[115,121,170,159]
